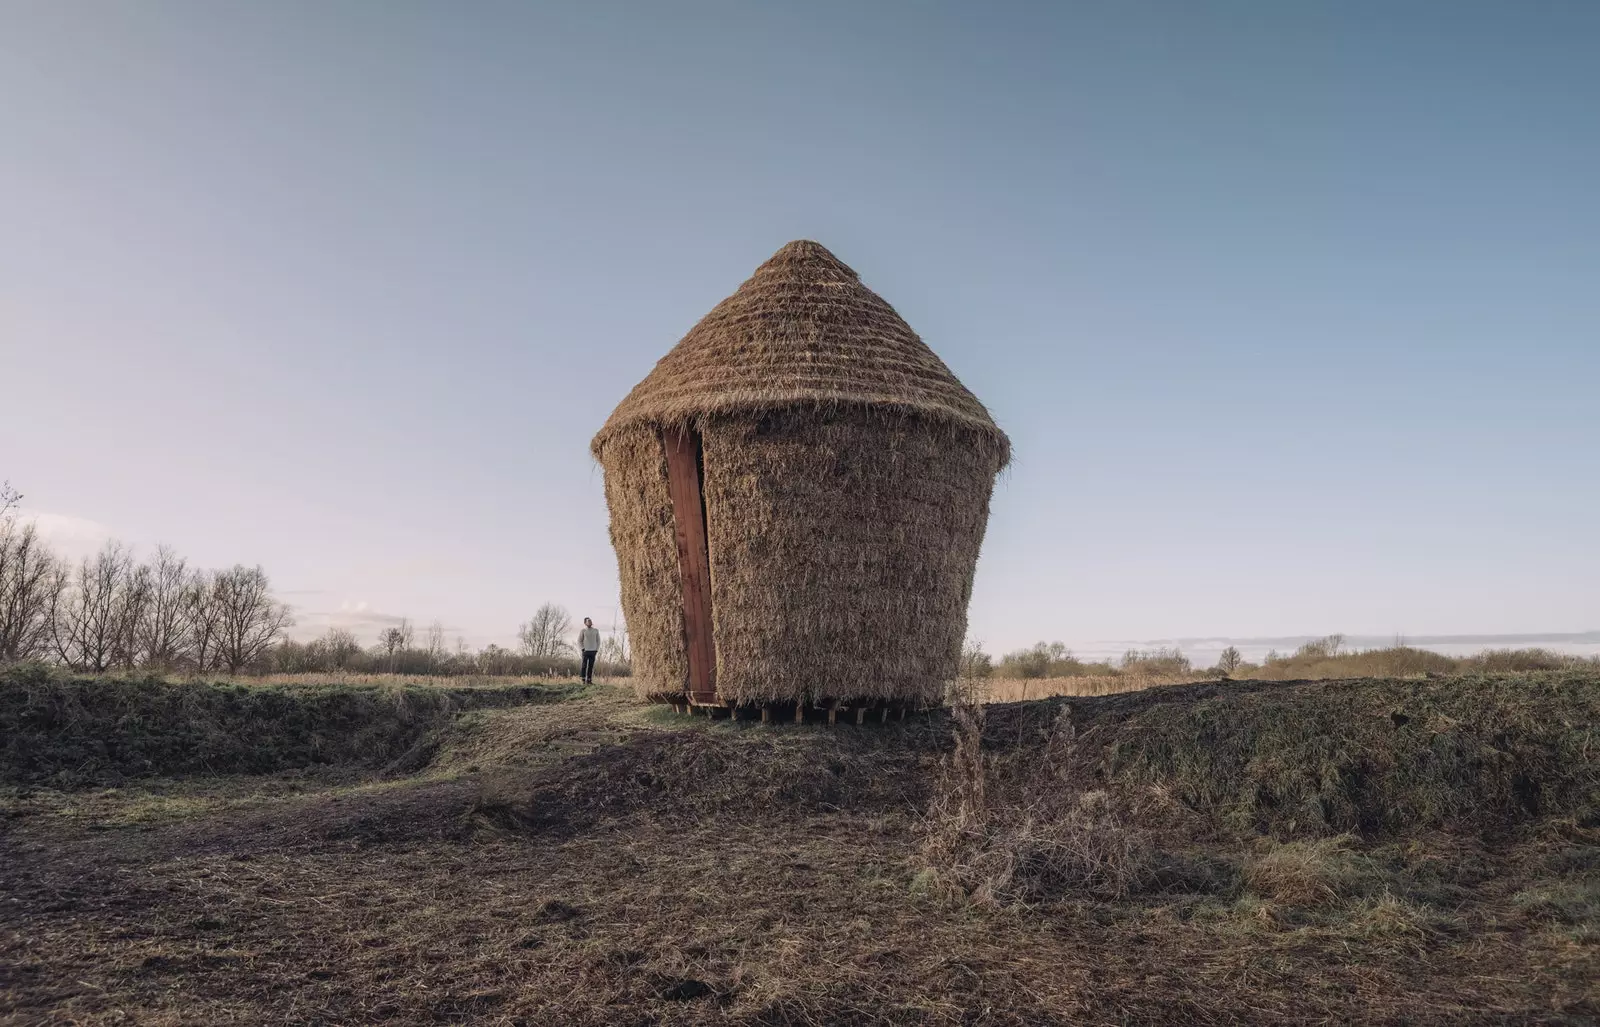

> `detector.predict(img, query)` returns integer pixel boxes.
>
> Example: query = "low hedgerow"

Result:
[0,664,579,787]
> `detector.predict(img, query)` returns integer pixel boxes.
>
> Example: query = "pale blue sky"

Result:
[4,1,1596,654]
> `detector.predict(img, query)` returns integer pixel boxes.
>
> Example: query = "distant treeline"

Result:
[0,483,628,678]
[968,634,1599,682]
[269,603,629,679]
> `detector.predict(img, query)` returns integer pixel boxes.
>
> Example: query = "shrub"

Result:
[921,693,1159,903]
[998,642,1116,680]
[1465,648,1588,673]
[1121,647,1191,676]
[1239,645,1456,681]
[958,639,994,680]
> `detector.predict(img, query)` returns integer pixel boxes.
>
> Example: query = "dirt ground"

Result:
[2,680,1596,1025]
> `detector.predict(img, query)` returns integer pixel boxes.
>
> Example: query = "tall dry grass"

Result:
[920,682,1161,903]
[977,645,1600,701]
[981,673,1204,703]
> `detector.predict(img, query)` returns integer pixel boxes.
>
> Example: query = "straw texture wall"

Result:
[599,428,688,699]
[701,409,1001,706]
[593,240,1009,706]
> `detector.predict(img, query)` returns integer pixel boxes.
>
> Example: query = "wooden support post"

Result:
[827,702,838,726]
[855,707,866,725]
[880,705,890,724]
[761,705,771,724]
[793,703,804,725]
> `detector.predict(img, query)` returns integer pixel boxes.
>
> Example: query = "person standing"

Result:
[578,618,601,684]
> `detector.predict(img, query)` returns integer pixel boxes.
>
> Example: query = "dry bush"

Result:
[921,688,1160,903]
[997,642,1116,680]
[1464,648,1594,673]
[1236,644,1599,681]
[1120,646,1193,676]
[1239,645,1456,681]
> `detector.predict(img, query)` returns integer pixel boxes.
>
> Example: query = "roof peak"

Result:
[593,240,1009,466]
[756,239,860,279]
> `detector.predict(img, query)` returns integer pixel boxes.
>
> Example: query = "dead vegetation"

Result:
[2,668,1597,1024]
[0,665,585,787]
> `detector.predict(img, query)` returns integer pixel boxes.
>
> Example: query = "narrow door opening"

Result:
[663,427,717,703]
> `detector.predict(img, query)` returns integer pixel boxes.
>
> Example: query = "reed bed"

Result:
[981,672,1206,703]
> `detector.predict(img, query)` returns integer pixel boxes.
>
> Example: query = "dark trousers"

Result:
[580,650,597,682]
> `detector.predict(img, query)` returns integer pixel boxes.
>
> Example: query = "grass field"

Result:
[2,666,1597,1024]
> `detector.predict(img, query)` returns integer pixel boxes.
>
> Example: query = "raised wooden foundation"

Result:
[658,696,930,726]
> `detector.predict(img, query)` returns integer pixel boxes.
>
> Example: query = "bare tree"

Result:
[959,638,994,680]
[1294,634,1346,660]
[517,603,573,660]
[107,560,155,670]
[135,546,190,670]
[1217,646,1243,675]
[599,611,630,668]
[426,619,446,662]
[477,643,516,676]
[212,565,291,673]
[321,627,363,669]
[0,481,19,521]
[0,518,66,663]
[377,618,414,669]
[599,631,629,668]
[184,569,225,673]
[52,542,135,672]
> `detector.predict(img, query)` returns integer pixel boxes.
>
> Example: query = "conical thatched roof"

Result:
[593,240,1009,464]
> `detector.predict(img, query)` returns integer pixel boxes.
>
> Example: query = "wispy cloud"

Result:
[18,511,115,561]
[284,599,466,645]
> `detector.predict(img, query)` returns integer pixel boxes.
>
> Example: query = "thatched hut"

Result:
[592,240,1009,712]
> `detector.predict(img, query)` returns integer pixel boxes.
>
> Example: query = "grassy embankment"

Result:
[0,664,590,788]
[1,665,1596,1024]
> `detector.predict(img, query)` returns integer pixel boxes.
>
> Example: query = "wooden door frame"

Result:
[662,427,717,704]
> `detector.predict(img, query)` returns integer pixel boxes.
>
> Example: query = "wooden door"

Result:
[663,428,717,704]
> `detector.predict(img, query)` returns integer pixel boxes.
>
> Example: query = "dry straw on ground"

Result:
[8,668,1596,1024]
[593,241,1009,707]
[982,672,1202,702]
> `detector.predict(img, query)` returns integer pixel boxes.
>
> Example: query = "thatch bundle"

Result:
[592,241,1009,708]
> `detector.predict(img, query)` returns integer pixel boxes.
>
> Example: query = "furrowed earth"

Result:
[2,668,1597,1025]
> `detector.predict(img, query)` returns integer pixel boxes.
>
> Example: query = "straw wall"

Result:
[598,427,688,699]
[599,405,1001,706]
[701,408,999,706]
